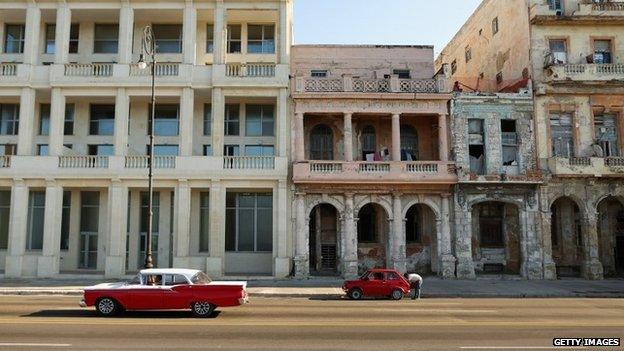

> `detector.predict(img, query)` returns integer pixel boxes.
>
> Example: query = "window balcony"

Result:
[225,63,275,77]
[548,156,624,177]
[294,75,446,94]
[58,155,109,168]
[124,155,176,169]
[531,0,624,22]
[64,63,113,77]
[0,63,17,76]
[129,63,180,77]
[547,63,624,82]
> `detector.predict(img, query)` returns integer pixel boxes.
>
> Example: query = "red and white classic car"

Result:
[80,268,248,317]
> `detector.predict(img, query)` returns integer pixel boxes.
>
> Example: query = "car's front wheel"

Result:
[390,289,404,301]
[191,301,215,317]
[348,288,363,300]
[95,297,119,317]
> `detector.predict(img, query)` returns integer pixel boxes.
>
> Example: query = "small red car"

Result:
[342,269,410,300]
[81,268,248,317]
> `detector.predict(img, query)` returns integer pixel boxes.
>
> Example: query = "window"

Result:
[501,120,518,166]
[224,144,240,156]
[594,114,619,157]
[0,144,16,156]
[406,206,421,243]
[60,191,70,250]
[310,124,333,160]
[64,104,75,135]
[362,125,376,160]
[549,39,567,64]
[37,144,49,156]
[465,46,472,63]
[4,24,25,54]
[200,192,210,252]
[163,274,189,286]
[0,104,19,135]
[88,144,114,156]
[39,104,50,136]
[69,24,79,53]
[549,0,562,11]
[492,17,499,35]
[479,203,504,247]
[0,191,10,250]
[245,145,274,156]
[203,104,211,136]
[203,145,212,156]
[206,24,214,53]
[149,145,179,156]
[90,104,114,135]
[26,191,46,251]
[247,24,275,54]
[393,69,411,79]
[469,119,485,174]
[45,24,56,54]
[357,204,377,243]
[224,104,240,136]
[386,272,401,281]
[400,125,419,161]
[593,39,612,64]
[311,70,328,78]
[550,114,574,157]
[93,24,118,54]
[225,192,273,252]
[451,60,457,75]
[153,24,182,54]
[496,72,503,85]
[227,25,241,53]
[139,192,159,267]
[150,104,179,136]
[245,105,274,136]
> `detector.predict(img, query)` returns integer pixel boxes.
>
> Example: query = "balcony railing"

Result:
[399,79,438,93]
[0,156,11,168]
[296,75,441,93]
[569,157,591,166]
[0,63,17,76]
[129,63,180,77]
[605,157,624,167]
[223,156,275,169]
[358,162,391,173]
[585,0,624,11]
[353,78,390,93]
[406,162,438,174]
[310,162,343,173]
[548,156,624,176]
[296,161,457,183]
[64,63,113,77]
[58,156,108,168]
[550,63,624,81]
[125,155,176,169]
[226,63,275,77]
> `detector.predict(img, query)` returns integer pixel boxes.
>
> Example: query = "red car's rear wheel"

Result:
[191,301,215,317]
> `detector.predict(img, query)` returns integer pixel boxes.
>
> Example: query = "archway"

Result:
[471,201,521,275]
[357,203,389,274]
[309,204,340,275]
[405,204,437,275]
[550,197,583,277]
[597,197,624,277]
[310,124,333,160]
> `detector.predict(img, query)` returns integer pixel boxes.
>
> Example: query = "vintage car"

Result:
[342,268,410,300]
[80,268,248,317]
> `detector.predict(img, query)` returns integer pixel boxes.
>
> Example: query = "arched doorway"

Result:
[597,197,624,277]
[550,197,583,277]
[471,201,521,275]
[405,204,437,275]
[357,203,389,274]
[309,204,339,275]
[310,124,333,160]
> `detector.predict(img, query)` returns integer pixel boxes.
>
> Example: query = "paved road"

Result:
[0,296,622,350]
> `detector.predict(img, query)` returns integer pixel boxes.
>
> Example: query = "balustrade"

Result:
[310,162,343,173]
[0,156,11,168]
[124,155,176,169]
[64,63,113,77]
[226,63,275,77]
[0,63,17,76]
[129,63,179,77]
[357,162,390,173]
[223,156,275,169]
[406,162,438,173]
[568,157,591,166]
[605,157,624,167]
[58,156,108,168]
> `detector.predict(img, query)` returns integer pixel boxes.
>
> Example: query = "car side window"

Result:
[386,272,400,281]
[372,272,384,281]
[164,274,189,286]
[144,274,163,286]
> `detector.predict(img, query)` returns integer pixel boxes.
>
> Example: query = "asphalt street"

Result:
[0,296,622,350]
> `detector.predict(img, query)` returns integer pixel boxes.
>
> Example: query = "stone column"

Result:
[179,88,194,156]
[342,193,358,279]
[5,180,28,277]
[23,3,41,65]
[438,195,456,278]
[454,189,476,279]
[343,113,353,162]
[539,187,557,279]
[211,88,224,156]
[294,112,305,162]
[118,3,134,64]
[278,0,290,64]
[157,191,171,268]
[105,180,128,278]
[438,114,449,162]
[520,207,543,280]
[274,180,290,278]
[294,192,309,278]
[17,88,36,156]
[391,113,401,161]
[114,88,129,156]
[173,180,191,268]
[207,180,224,277]
[182,0,197,65]
[38,181,63,277]
[54,4,71,64]
[49,88,65,156]
[581,210,604,280]
[390,194,406,273]
[213,0,226,65]
[276,88,289,158]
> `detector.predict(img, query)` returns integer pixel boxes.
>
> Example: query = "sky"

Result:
[294,0,483,56]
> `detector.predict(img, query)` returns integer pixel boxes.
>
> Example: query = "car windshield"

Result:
[128,274,141,285]
[359,271,371,280]
[191,272,212,285]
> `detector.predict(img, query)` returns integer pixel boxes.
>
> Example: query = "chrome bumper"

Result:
[79,298,86,308]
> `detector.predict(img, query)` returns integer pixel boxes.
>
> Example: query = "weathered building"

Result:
[291,45,456,279]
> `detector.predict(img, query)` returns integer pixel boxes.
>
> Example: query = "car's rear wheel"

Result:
[191,301,215,317]
[391,289,404,301]
[96,297,119,317]
[348,288,363,300]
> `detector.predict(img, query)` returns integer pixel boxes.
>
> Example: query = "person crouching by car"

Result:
[404,273,423,300]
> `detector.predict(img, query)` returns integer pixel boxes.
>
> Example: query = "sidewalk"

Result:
[1,277,623,298]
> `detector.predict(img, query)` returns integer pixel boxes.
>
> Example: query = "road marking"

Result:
[0,343,71,347]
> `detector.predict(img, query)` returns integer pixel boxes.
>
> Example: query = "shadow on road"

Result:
[23,310,221,319]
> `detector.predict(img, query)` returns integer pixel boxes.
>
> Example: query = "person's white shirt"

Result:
[407,273,423,284]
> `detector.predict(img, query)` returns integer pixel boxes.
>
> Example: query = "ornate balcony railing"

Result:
[353,78,390,93]
[223,156,275,169]
[64,63,113,77]
[605,157,624,167]
[587,0,624,11]
[0,63,17,76]
[568,157,591,166]
[550,63,624,81]
[58,156,108,168]
[399,78,438,93]
[303,78,343,92]
[0,155,11,168]
[310,162,343,173]
[124,155,176,169]
[358,162,391,173]
[129,63,179,77]
[296,76,441,93]
[406,162,438,174]
[226,63,275,77]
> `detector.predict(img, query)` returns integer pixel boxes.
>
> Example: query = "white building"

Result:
[0,0,293,279]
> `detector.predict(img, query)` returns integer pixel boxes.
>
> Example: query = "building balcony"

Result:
[578,0,624,14]
[212,63,289,88]
[531,1,624,23]
[547,63,624,82]
[547,157,624,177]
[292,161,457,185]
[293,73,450,95]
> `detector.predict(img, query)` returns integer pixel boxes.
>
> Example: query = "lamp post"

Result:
[138,25,156,269]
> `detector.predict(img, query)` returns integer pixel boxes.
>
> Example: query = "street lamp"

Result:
[139,25,156,269]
